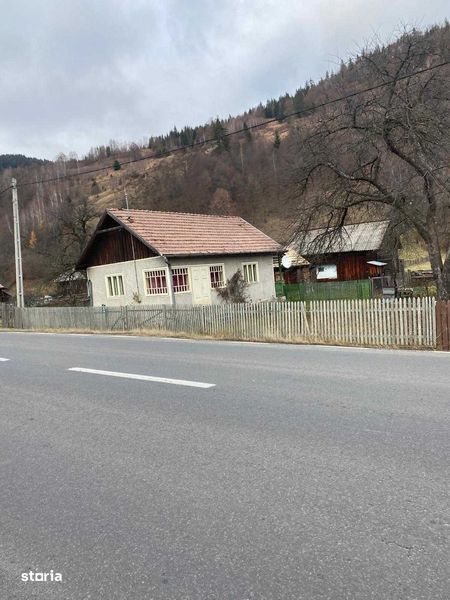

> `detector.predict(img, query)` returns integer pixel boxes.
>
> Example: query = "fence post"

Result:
[436,300,450,351]
[201,305,206,334]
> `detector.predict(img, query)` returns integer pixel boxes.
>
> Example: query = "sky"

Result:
[0,0,448,159]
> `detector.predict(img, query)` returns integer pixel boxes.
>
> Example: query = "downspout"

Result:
[162,256,175,307]
[277,252,284,285]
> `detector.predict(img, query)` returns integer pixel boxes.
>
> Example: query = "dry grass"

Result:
[1,326,432,350]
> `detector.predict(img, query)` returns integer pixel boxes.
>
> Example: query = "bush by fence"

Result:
[1,297,436,348]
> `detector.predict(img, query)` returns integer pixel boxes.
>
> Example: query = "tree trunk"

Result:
[425,234,448,300]
[239,142,244,171]
[443,248,450,298]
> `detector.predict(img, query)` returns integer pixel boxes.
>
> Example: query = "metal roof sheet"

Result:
[293,221,390,254]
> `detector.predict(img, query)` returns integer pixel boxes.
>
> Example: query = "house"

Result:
[288,220,400,284]
[77,209,281,306]
[0,283,12,303]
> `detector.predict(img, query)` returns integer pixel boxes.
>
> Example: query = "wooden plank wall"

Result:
[3,297,437,349]
[85,229,154,267]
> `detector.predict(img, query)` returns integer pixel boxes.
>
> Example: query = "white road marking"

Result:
[67,367,215,389]
[0,358,10,362]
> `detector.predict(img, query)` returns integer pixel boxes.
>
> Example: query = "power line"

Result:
[2,60,448,195]
[214,61,450,138]
[0,184,12,196]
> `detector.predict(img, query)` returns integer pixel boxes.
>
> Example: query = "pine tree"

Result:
[273,130,281,150]
[213,118,230,152]
[293,90,305,116]
[274,100,285,122]
[264,101,274,119]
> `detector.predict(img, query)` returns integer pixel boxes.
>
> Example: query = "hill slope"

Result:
[0,23,448,292]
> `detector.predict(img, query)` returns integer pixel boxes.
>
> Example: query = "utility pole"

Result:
[12,178,25,308]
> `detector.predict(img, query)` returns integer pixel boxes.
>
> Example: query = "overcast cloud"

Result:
[0,0,448,159]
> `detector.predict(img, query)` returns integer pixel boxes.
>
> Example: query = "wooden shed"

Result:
[289,221,399,283]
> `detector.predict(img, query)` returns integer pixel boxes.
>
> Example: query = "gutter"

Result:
[161,256,175,307]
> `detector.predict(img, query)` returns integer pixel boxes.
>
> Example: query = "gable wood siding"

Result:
[83,228,156,268]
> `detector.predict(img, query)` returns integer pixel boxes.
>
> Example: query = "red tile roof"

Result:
[107,208,281,256]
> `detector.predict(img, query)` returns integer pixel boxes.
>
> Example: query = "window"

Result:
[316,265,337,280]
[144,269,168,295]
[106,275,124,297]
[172,267,190,293]
[242,262,259,284]
[210,265,225,288]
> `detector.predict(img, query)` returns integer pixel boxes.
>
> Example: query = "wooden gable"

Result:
[78,213,157,268]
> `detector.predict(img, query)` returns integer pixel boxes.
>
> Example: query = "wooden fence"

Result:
[1,297,436,348]
[436,300,450,350]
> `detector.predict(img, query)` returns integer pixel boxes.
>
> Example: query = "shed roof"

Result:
[273,248,310,268]
[293,221,390,255]
[0,283,11,296]
[105,208,281,256]
[54,270,87,283]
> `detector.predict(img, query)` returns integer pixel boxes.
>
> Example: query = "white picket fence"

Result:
[1,297,436,348]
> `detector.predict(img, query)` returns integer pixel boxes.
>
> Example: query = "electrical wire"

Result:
[0,185,12,196]
[1,60,448,195]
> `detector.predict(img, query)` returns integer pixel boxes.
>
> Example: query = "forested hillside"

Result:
[0,154,48,171]
[0,23,448,297]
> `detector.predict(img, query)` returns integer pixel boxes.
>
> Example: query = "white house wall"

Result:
[87,254,276,306]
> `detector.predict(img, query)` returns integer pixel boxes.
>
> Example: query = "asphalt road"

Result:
[0,331,449,600]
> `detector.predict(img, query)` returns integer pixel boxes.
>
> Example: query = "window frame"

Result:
[143,268,169,296]
[242,262,259,284]
[172,266,190,294]
[209,264,226,289]
[105,274,125,298]
[316,264,338,280]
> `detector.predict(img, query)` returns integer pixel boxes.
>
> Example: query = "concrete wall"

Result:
[87,254,276,307]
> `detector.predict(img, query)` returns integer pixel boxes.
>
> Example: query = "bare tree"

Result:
[41,194,98,276]
[291,29,450,298]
